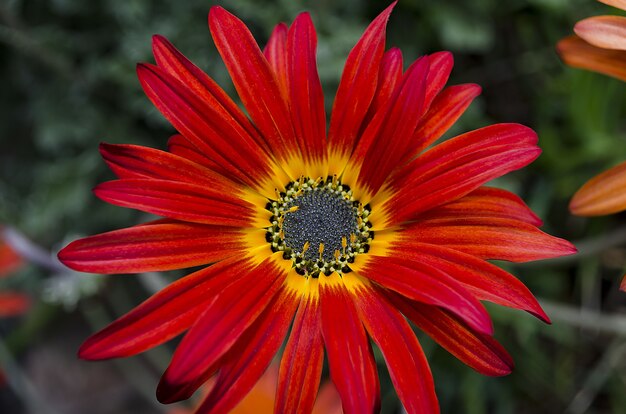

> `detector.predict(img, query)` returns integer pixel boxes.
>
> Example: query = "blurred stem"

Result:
[0,336,61,414]
[566,340,626,414]
[2,227,67,274]
[540,298,626,336]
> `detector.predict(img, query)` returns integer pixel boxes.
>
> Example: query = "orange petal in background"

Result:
[598,0,626,12]
[556,35,626,82]
[570,160,626,216]
[575,15,626,51]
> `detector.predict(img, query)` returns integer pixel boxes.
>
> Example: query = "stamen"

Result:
[302,241,310,255]
[265,175,373,278]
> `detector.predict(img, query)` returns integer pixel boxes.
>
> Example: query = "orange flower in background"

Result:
[0,235,29,318]
[556,0,626,81]
[558,0,626,290]
[58,3,576,413]
[170,363,342,414]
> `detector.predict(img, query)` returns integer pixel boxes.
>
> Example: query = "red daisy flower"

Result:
[58,3,576,413]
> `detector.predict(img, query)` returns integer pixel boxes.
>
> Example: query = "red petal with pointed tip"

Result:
[99,143,241,189]
[194,287,299,413]
[276,295,324,414]
[166,134,219,170]
[391,293,514,376]
[355,56,430,195]
[94,179,254,227]
[353,285,439,414]
[328,2,395,157]
[423,51,453,111]
[78,257,246,360]
[401,217,576,262]
[320,280,380,414]
[360,255,493,334]
[287,13,327,164]
[385,124,540,225]
[152,35,268,154]
[0,292,30,317]
[264,23,289,99]
[137,63,270,185]
[363,47,404,125]
[420,186,542,226]
[209,6,297,161]
[161,256,284,389]
[389,241,549,322]
[410,83,482,158]
[58,219,244,274]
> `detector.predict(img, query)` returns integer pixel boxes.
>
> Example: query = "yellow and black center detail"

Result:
[265,176,373,278]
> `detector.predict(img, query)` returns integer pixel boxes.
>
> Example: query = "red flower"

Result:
[58,4,576,413]
[0,235,29,318]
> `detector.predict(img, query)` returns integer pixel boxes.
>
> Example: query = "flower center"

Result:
[266,176,373,278]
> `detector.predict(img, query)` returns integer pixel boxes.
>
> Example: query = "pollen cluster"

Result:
[266,176,373,278]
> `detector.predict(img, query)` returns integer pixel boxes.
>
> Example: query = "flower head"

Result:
[59,4,576,413]
[557,0,626,81]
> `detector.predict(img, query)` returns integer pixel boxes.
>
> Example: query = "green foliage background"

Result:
[0,0,625,413]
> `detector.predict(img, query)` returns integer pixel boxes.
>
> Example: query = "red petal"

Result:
[358,255,493,334]
[78,257,245,360]
[389,241,549,322]
[355,56,430,195]
[276,294,324,414]
[94,179,254,227]
[383,124,540,225]
[287,13,327,165]
[160,255,285,388]
[363,47,404,125]
[0,292,30,317]
[151,35,269,155]
[353,285,439,414]
[209,6,297,162]
[423,51,453,111]
[99,143,241,189]
[194,287,299,413]
[166,134,220,171]
[137,63,270,186]
[410,83,482,158]
[263,23,289,99]
[401,217,576,262]
[320,276,380,414]
[621,275,626,292]
[328,2,395,158]
[392,293,514,376]
[58,219,244,274]
[420,186,542,226]
[0,241,22,277]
